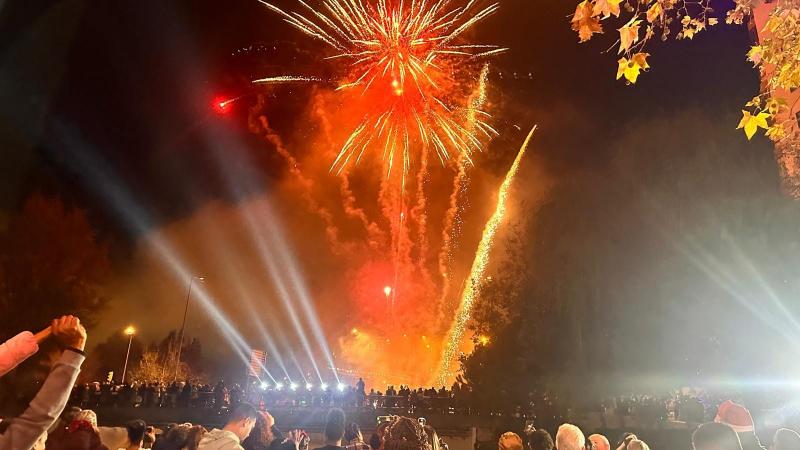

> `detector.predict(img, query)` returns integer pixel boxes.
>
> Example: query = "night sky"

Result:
[0,0,786,382]
[0,0,762,226]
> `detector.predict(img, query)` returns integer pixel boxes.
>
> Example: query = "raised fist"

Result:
[52,315,87,351]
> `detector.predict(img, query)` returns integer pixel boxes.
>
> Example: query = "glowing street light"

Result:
[121,326,136,384]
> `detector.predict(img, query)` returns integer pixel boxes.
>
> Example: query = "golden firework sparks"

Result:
[258,0,505,177]
[436,125,537,385]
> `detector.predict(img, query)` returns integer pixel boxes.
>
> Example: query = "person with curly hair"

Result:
[383,418,431,450]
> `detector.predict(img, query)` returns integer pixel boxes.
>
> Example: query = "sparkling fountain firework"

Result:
[257,0,505,177]
[436,126,537,385]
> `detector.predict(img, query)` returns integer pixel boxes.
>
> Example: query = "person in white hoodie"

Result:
[198,403,258,450]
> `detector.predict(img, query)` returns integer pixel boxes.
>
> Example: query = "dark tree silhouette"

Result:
[0,193,110,335]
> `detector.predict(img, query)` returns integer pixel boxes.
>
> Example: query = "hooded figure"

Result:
[200,429,248,450]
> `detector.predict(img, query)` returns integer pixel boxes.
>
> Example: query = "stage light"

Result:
[478,335,491,345]
[276,382,284,390]
[260,382,269,390]
[320,383,329,390]
[337,383,346,392]
[290,382,299,391]
[306,383,313,390]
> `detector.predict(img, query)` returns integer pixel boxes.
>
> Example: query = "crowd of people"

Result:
[65,378,731,435]
[67,380,472,415]
[3,317,800,450]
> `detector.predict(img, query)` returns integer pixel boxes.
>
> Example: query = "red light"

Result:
[213,96,232,114]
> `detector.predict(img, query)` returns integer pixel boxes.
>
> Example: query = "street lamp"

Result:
[175,275,204,381]
[121,326,136,384]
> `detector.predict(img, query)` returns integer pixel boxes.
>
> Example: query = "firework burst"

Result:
[258,0,505,177]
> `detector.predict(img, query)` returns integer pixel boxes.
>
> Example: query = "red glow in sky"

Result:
[213,97,233,114]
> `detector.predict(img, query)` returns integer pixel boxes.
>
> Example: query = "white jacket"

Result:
[198,429,245,450]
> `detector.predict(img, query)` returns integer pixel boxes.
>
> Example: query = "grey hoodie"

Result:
[0,349,85,450]
[198,429,245,450]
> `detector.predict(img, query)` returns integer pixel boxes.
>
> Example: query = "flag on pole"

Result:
[248,349,267,377]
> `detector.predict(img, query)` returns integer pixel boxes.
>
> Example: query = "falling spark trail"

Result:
[435,125,537,385]
[411,147,431,278]
[436,153,469,323]
[436,64,490,325]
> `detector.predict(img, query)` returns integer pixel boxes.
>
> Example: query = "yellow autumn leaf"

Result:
[766,123,786,141]
[618,19,642,53]
[747,45,763,65]
[737,110,770,140]
[572,0,604,42]
[646,2,662,23]
[616,53,649,84]
[708,17,718,25]
[593,0,622,18]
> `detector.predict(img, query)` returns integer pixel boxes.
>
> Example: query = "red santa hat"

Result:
[714,400,755,433]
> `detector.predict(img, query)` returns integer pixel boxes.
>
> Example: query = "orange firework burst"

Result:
[258,0,505,177]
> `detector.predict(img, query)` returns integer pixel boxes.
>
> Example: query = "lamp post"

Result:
[174,275,204,382]
[121,326,136,384]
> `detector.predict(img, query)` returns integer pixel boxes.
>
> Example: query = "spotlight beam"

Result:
[208,132,328,385]
[244,203,326,383]
[291,353,310,385]
[52,123,263,378]
[198,219,293,384]
[264,209,342,383]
